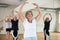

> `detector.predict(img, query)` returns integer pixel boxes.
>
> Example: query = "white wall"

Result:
[32,9,56,32]
[0,6,57,34]
[0,6,16,34]
[59,11,60,32]
[0,0,60,8]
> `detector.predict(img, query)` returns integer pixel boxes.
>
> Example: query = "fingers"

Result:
[15,11,18,13]
[21,2,39,7]
[49,13,51,15]
[32,3,39,6]
[22,2,29,5]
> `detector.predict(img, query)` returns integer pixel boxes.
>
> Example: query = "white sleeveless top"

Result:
[5,22,12,29]
[23,19,37,38]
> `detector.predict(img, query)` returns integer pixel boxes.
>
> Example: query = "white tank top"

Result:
[23,19,37,38]
[5,22,12,28]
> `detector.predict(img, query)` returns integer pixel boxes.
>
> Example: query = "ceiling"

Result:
[0,0,60,8]
[0,0,60,21]
[0,0,25,6]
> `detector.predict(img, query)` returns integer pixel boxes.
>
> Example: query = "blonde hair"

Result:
[25,10,33,18]
[5,16,11,22]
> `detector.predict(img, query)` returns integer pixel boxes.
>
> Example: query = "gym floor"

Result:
[0,32,60,40]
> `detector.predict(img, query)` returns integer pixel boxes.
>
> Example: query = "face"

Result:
[7,18,10,21]
[13,16,17,21]
[45,17,49,22]
[6,16,11,22]
[26,12,33,20]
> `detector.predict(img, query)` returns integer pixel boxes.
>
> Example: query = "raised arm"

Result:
[16,3,27,22]
[33,3,41,21]
[43,13,47,21]
[49,13,52,21]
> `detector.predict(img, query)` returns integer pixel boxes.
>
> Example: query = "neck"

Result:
[28,19,32,23]
[13,19,17,21]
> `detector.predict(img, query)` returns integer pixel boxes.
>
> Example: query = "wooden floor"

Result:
[0,32,60,40]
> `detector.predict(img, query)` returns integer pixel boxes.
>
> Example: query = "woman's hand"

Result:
[32,3,39,7]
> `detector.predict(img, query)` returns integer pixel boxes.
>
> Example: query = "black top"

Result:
[11,19,19,30]
[44,21,50,30]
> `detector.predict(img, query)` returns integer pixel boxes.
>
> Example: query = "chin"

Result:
[27,18,31,19]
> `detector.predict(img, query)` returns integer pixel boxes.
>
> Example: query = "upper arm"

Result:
[51,17,52,21]
[18,14,24,22]
[49,17,52,22]
[49,20,51,22]
[43,16,45,21]
[16,3,26,22]
[35,7,41,21]
[16,11,24,22]
[49,14,52,21]
[43,14,47,21]
[35,13,41,22]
